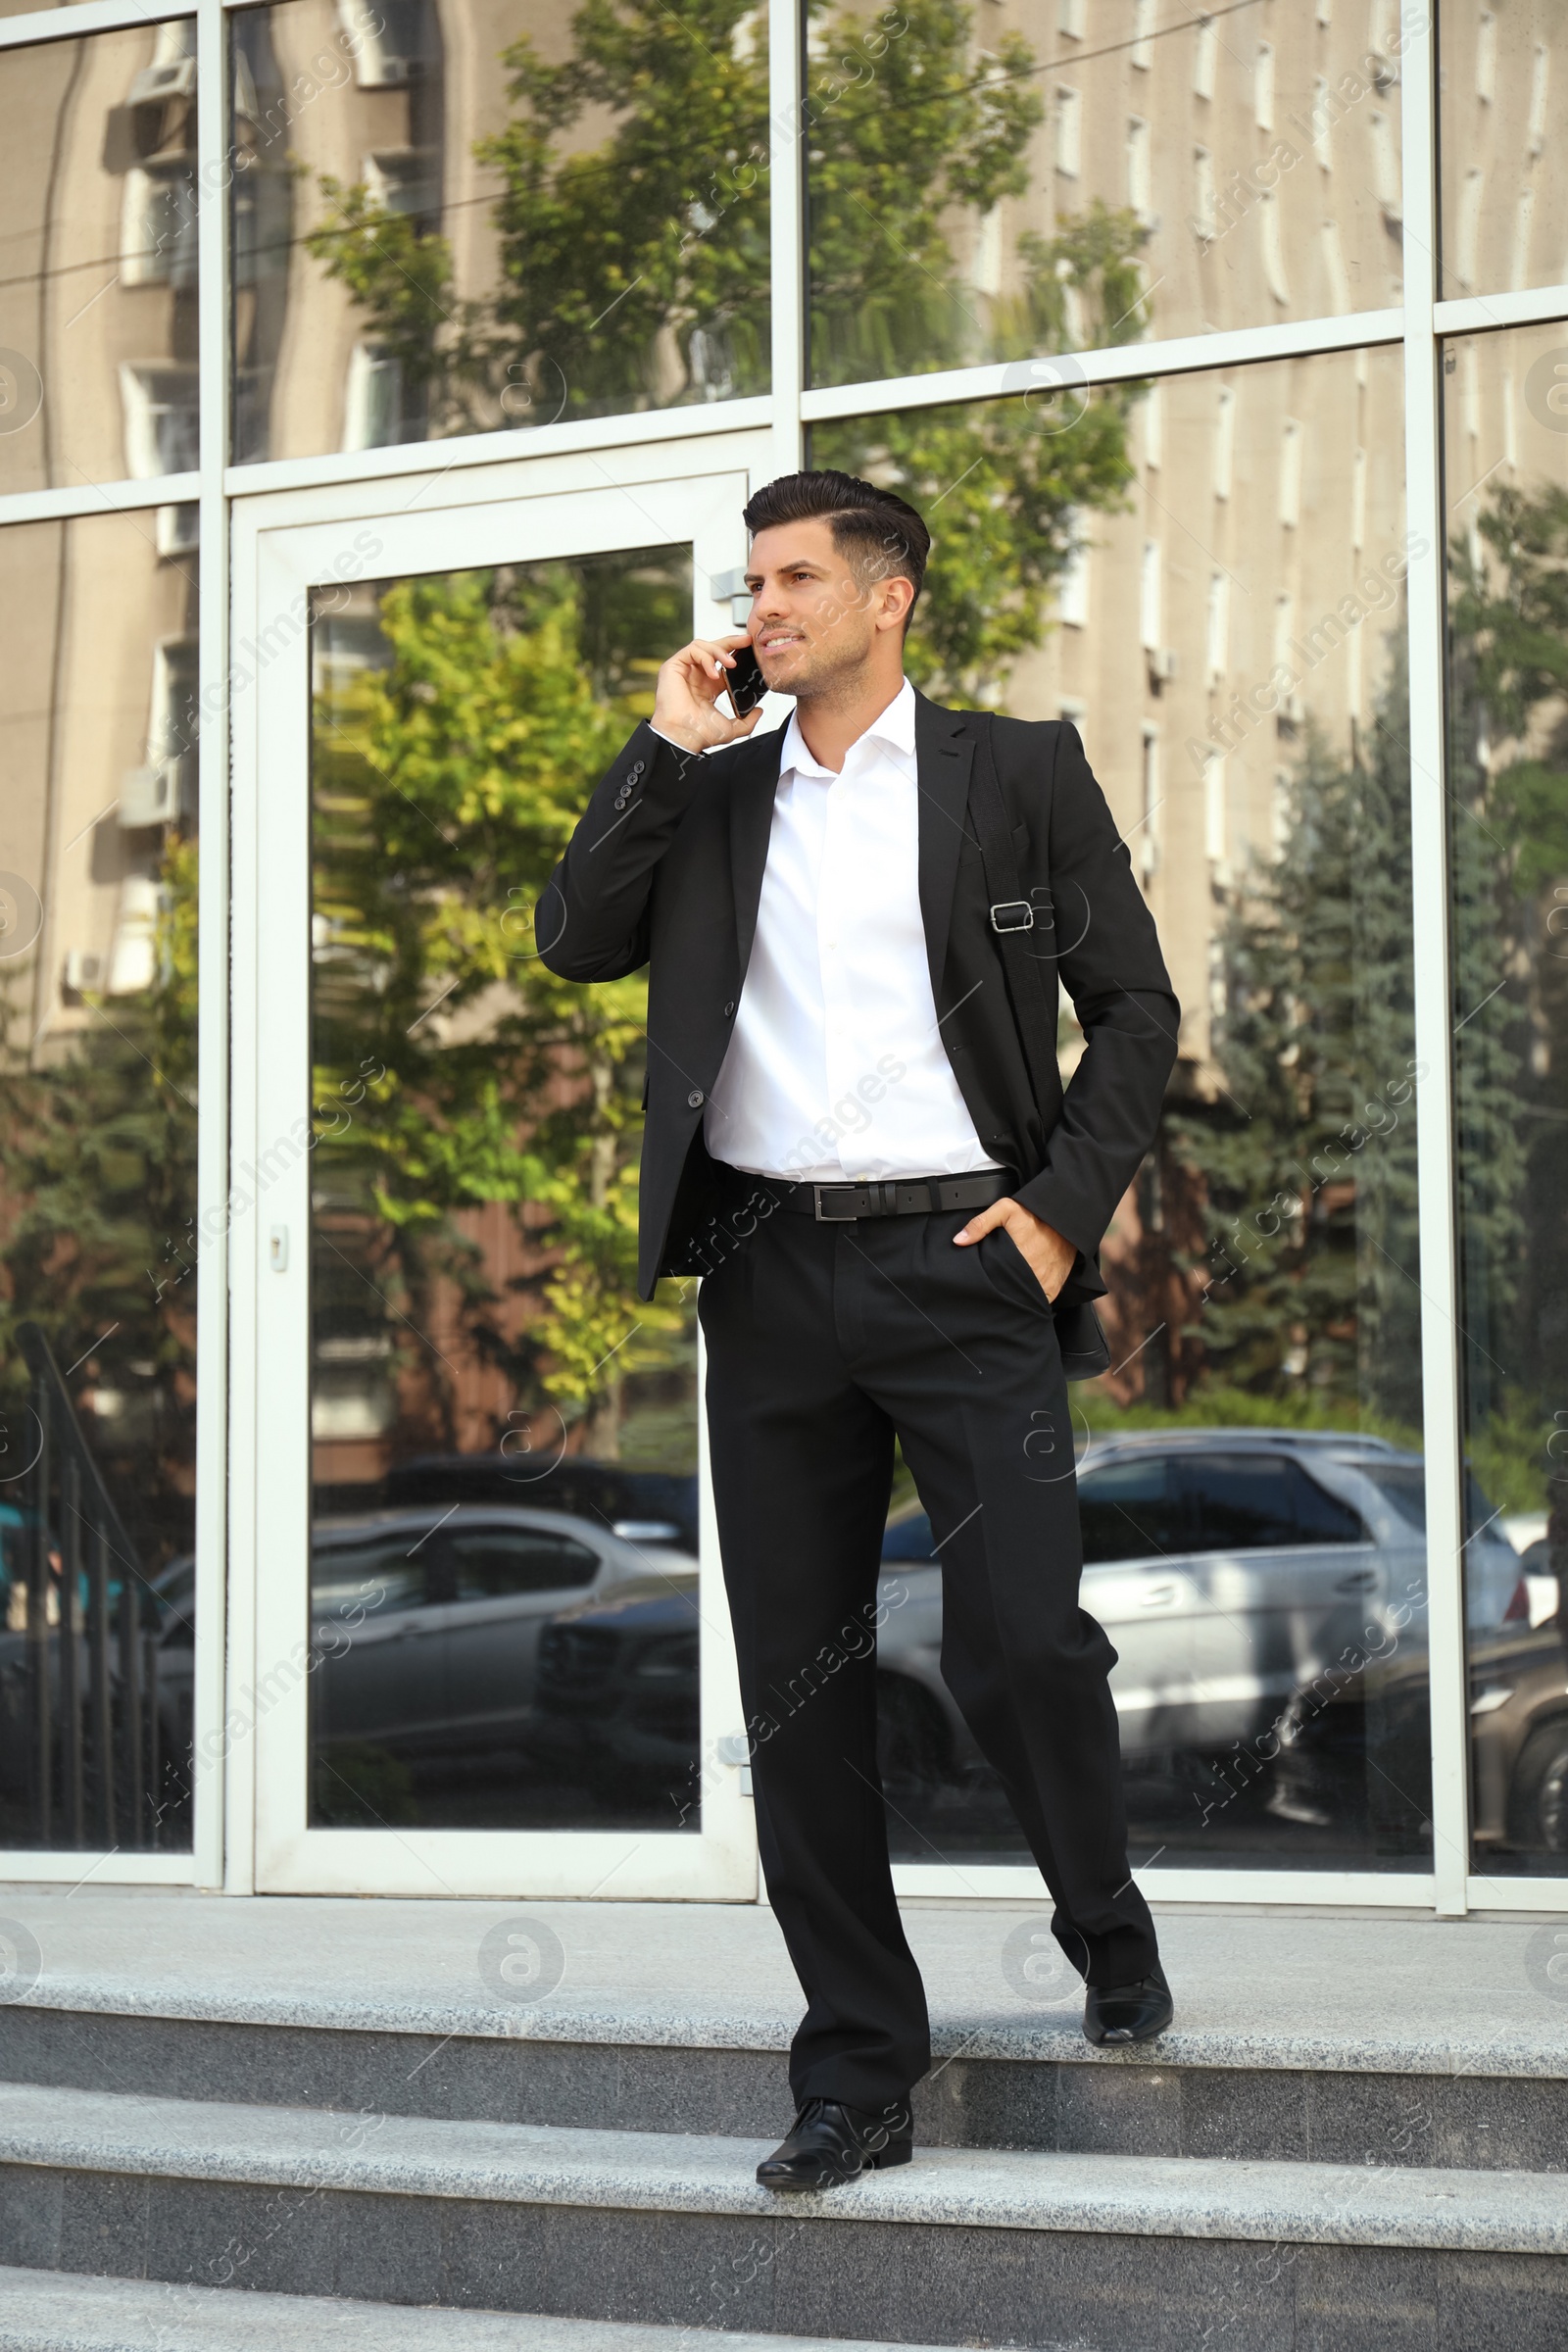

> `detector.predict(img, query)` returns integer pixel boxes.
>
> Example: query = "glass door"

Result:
[233,449,763,1896]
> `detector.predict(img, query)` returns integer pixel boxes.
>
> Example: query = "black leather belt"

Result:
[715,1165,1012,1223]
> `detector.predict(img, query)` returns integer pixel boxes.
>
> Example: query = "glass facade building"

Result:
[0,0,1563,1917]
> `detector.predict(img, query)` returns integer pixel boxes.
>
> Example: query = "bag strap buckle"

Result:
[989,899,1034,933]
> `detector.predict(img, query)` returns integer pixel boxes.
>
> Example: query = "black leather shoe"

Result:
[756,2097,913,2191]
[1083,1962,1174,2046]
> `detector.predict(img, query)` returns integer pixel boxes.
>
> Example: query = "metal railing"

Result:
[6,1323,167,1848]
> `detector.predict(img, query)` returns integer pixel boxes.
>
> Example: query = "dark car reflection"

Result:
[1270,1611,1568,1861]
[531,1572,702,1815]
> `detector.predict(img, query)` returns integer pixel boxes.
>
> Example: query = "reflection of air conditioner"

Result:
[120,763,177,828]
[62,950,105,998]
[107,875,161,996]
[1150,647,1178,682]
[127,58,196,106]
[157,504,199,558]
[1279,692,1305,724]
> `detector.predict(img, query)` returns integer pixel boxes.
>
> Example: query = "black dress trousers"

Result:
[697,1164,1161,2113]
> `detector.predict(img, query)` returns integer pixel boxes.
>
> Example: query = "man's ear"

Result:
[874,573,915,634]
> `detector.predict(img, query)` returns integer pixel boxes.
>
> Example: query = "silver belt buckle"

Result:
[813,1183,858,1222]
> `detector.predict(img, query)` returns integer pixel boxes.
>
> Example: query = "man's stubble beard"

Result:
[783,611,882,710]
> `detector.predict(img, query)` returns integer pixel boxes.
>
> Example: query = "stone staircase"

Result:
[1,1891,1566,2349]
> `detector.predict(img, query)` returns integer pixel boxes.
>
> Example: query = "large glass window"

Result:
[306,545,702,1832]
[806,1,1406,390]
[230,0,770,466]
[1439,1,1568,302]
[1444,320,1568,1877]
[816,341,1447,1870]
[0,21,199,495]
[0,508,199,1849]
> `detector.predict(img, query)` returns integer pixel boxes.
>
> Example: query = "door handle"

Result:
[1333,1570,1378,1592]
[1141,1583,1177,1605]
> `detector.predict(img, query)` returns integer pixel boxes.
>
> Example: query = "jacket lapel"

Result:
[728,721,788,986]
[914,692,975,1004]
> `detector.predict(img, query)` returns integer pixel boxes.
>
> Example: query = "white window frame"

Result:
[1131,0,1154,72]
[1195,16,1217,103]
[1127,115,1152,226]
[1054,83,1081,179]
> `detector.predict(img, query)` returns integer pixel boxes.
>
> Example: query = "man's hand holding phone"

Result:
[652,631,767,756]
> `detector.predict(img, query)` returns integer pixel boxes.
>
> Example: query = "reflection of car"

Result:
[1519,1534,1564,1629]
[528,1432,1530,1809]
[382,1456,698,1551]
[532,1571,701,1807]
[875,1432,1525,1774]
[307,1505,694,1761]
[531,1560,942,1807]
[1270,1612,1568,1856]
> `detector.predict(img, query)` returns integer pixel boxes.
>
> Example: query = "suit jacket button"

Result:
[688,1089,705,1107]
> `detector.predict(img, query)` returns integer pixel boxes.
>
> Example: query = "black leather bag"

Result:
[966,715,1111,1383]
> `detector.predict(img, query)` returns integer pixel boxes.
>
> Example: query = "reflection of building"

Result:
[1439,0,1568,301]
[1,0,1566,1919]
[1014,345,1408,1072]
[0,22,199,1058]
[233,0,762,464]
[0,510,196,1057]
[964,1,1407,344]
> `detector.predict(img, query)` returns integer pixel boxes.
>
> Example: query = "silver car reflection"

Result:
[304,1505,696,1759]
[873,1432,1526,1781]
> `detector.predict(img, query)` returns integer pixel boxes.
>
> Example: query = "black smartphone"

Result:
[723,640,768,717]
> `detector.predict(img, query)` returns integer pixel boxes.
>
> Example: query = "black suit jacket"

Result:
[539,691,1180,1307]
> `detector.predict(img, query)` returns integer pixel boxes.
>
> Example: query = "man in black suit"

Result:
[540,470,1179,2191]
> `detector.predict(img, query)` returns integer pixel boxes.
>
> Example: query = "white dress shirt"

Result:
[698,679,999,1184]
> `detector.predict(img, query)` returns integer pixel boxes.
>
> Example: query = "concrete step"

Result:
[5,1893,1567,2175]
[0,2267,953,2352]
[7,1995,1565,2175]
[2,2082,1567,2351]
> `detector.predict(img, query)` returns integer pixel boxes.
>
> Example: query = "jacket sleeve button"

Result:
[688,1089,705,1107]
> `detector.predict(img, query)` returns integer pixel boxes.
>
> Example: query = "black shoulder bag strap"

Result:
[966,713,1109,1382]
[966,714,1059,1119]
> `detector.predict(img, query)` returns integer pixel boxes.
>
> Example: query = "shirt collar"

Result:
[778,677,915,782]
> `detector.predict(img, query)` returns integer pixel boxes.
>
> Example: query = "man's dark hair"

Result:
[742,468,932,625]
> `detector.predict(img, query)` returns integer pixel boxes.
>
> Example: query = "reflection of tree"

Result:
[1164,687,1423,1437]
[813,363,1141,706]
[1447,481,1568,1511]
[1151,474,1568,1512]
[303,0,1149,439]
[312,559,688,1456]
[306,0,775,432]
[0,841,199,1565]
[803,1,1148,384]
